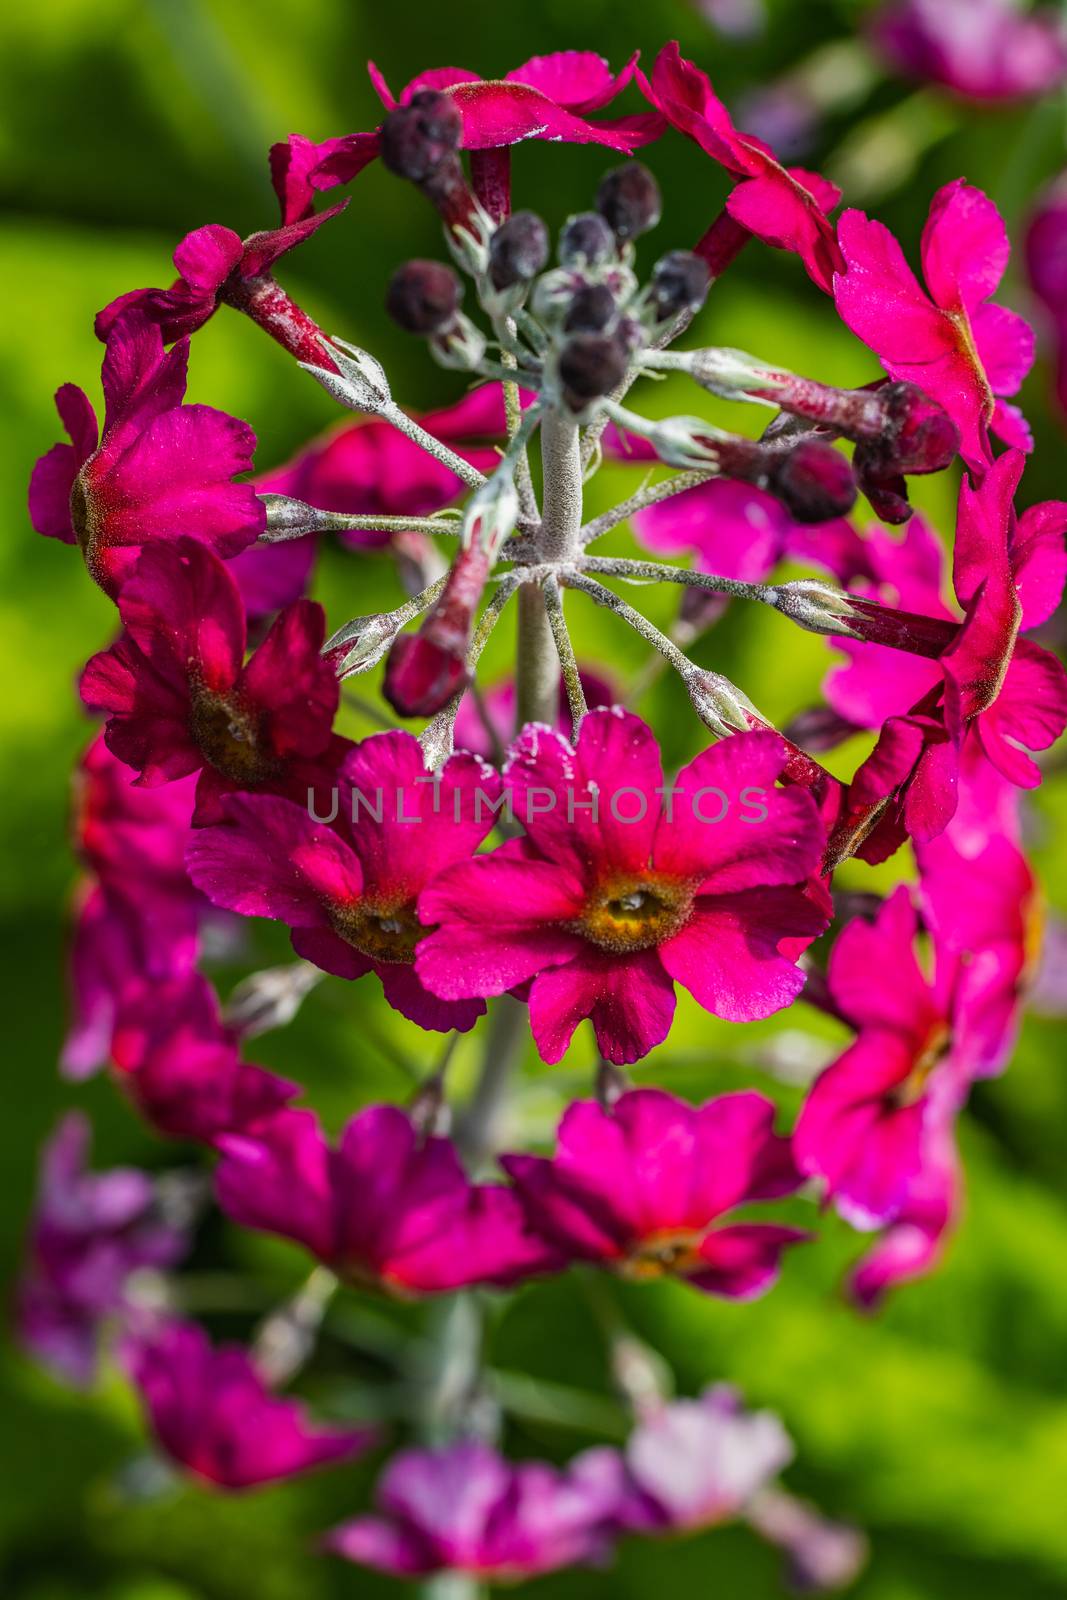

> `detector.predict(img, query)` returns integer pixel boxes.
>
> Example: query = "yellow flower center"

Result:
[616,1229,706,1281]
[575,873,694,953]
[190,689,280,785]
[329,898,423,964]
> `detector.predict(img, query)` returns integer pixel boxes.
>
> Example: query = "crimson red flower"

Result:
[80,538,343,826]
[29,311,263,596]
[637,43,843,291]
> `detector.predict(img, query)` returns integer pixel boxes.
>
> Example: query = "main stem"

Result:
[512,406,581,727]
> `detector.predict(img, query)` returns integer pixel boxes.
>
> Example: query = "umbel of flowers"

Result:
[22,38,1065,1594]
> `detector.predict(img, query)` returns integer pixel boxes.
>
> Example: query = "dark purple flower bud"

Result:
[852,447,913,524]
[558,332,630,411]
[383,632,470,717]
[380,89,462,182]
[650,250,711,321]
[768,440,857,524]
[564,283,617,334]
[488,210,550,291]
[559,211,616,268]
[385,260,462,335]
[596,161,663,241]
[878,381,959,474]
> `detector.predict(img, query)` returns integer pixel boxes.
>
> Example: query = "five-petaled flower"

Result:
[833,180,1035,473]
[502,1088,809,1299]
[28,310,264,597]
[215,1104,560,1293]
[123,1317,373,1489]
[417,711,829,1064]
[80,538,344,826]
[185,730,502,1031]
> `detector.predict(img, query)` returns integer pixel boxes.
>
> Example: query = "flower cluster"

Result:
[22,32,1065,1594]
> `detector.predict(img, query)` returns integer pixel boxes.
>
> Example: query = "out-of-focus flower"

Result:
[63,737,206,1080]
[872,0,1067,102]
[834,180,1034,472]
[325,1437,619,1579]
[417,712,829,1064]
[215,1105,560,1293]
[28,311,263,596]
[17,1115,189,1386]
[80,538,344,826]
[794,851,1031,1228]
[502,1088,808,1299]
[638,43,843,291]
[111,974,298,1145]
[604,1384,792,1532]
[123,1318,373,1488]
[1026,174,1067,418]
[186,731,501,1032]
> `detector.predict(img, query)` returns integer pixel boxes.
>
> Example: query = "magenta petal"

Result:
[173,224,243,294]
[376,961,485,1033]
[215,1109,336,1260]
[507,50,636,113]
[691,1223,809,1299]
[450,79,646,151]
[1011,499,1067,628]
[828,888,939,1034]
[238,599,337,759]
[186,793,363,925]
[920,179,1009,312]
[654,730,823,890]
[29,385,99,543]
[528,947,676,1065]
[971,302,1035,396]
[660,889,824,1023]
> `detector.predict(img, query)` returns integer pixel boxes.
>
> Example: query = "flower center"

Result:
[69,470,94,550]
[575,873,694,953]
[329,899,423,964]
[890,1019,952,1108]
[616,1229,706,1281]
[190,689,280,786]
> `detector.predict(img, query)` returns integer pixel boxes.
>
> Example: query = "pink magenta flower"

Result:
[637,42,844,291]
[28,310,264,596]
[185,731,502,1032]
[593,1385,793,1535]
[94,204,346,347]
[214,1105,560,1294]
[872,0,1067,102]
[847,1101,960,1307]
[793,863,1031,1228]
[110,974,298,1145]
[272,52,658,224]
[122,1318,373,1489]
[416,711,829,1064]
[828,452,1067,862]
[17,1114,189,1386]
[80,538,343,826]
[324,1437,618,1579]
[501,1088,808,1299]
[833,180,1035,472]
[63,736,205,1079]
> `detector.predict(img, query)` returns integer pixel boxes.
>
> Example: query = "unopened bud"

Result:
[558,332,630,412]
[429,311,488,372]
[596,161,662,242]
[564,283,617,334]
[649,250,710,322]
[386,259,462,334]
[380,89,462,182]
[559,211,616,268]
[684,668,759,738]
[768,440,856,524]
[488,210,549,291]
[384,630,470,717]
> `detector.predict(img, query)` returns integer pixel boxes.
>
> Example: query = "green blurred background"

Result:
[4,1,1067,1596]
